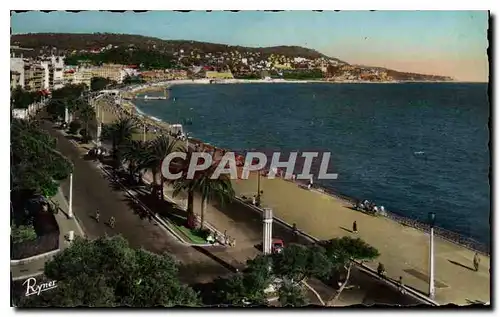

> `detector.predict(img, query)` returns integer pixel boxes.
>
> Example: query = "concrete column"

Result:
[97,122,102,147]
[68,173,73,219]
[64,107,69,124]
[429,226,435,298]
[263,208,273,254]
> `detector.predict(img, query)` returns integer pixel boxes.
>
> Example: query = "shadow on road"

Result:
[339,226,353,234]
[448,259,475,271]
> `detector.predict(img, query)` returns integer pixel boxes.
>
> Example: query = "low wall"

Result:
[11,232,59,260]
[11,211,60,261]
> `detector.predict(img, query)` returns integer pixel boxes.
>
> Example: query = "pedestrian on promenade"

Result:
[377,262,386,276]
[398,276,406,294]
[352,221,358,233]
[252,195,256,205]
[109,216,115,228]
[95,209,100,223]
[473,252,481,271]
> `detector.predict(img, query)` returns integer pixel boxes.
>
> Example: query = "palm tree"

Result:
[102,116,138,168]
[142,135,184,201]
[121,140,149,184]
[76,101,96,141]
[174,161,235,230]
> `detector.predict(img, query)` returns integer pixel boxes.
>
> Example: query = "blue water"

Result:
[135,83,491,246]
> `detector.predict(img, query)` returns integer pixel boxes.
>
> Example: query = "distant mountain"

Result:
[10,33,346,63]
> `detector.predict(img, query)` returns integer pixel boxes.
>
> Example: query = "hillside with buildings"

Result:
[10,33,453,94]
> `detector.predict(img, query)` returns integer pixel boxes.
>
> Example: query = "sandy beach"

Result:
[95,83,490,305]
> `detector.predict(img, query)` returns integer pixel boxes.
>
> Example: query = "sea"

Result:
[134,83,491,247]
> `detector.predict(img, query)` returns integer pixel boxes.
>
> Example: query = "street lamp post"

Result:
[428,211,436,299]
[68,172,74,219]
[256,171,261,206]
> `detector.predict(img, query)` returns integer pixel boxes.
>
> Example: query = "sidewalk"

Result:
[231,173,490,305]
[11,188,85,280]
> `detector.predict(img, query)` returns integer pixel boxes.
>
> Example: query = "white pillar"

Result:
[97,122,102,147]
[263,208,273,254]
[429,227,435,298]
[68,173,74,219]
[64,107,69,124]
[143,124,146,142]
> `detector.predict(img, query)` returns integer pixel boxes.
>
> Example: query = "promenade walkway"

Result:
[231,173,490,305]
[97,94,490,306]
[92,104,422,306]
[107,91,489,304]
[11,188,85,280]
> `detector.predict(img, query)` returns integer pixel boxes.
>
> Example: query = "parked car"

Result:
[272,238,284,254]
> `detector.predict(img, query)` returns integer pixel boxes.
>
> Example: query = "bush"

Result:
[193,228,211,240]
[68,120,82,135]
[40,181,59,198]
[11,224,37,244]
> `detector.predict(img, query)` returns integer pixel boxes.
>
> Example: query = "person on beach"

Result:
[473,252,481,271]
[352,221,358,233]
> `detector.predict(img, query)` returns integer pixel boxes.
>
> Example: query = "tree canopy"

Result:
[11,119,73,198]
[90,77,117,91]
[213,237,379,307]
[46,84,88,119]
[66,48,174,70]
[18,235,200,307]
[11,86,43,109]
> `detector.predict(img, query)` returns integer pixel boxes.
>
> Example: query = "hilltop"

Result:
[10,33,344,62]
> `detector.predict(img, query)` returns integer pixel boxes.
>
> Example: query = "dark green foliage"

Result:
[68,48,174,70]
[11,86,42,109]
[320,236,380,269]
[90,77,116,91]
[282,69,325,80]
[123,75,145,85]
[68,120,82,135]
[11,222,37,244]
[278,280,309,307]
[46,84,88,118]
[213,237,379,307]
[11,33,331,60]
[18,236,200,307]
[102,116,138,167]
[11,119,72,197]
[173,159,235,229]
[214,255,272,306]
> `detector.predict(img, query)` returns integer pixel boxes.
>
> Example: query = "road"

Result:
[41,120,233,285]
[39,119,423,306]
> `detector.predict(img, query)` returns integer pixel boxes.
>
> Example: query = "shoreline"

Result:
[115,82,490,255]
[125,78,461,89]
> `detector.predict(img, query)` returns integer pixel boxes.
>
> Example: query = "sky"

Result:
[11,11,489,82]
